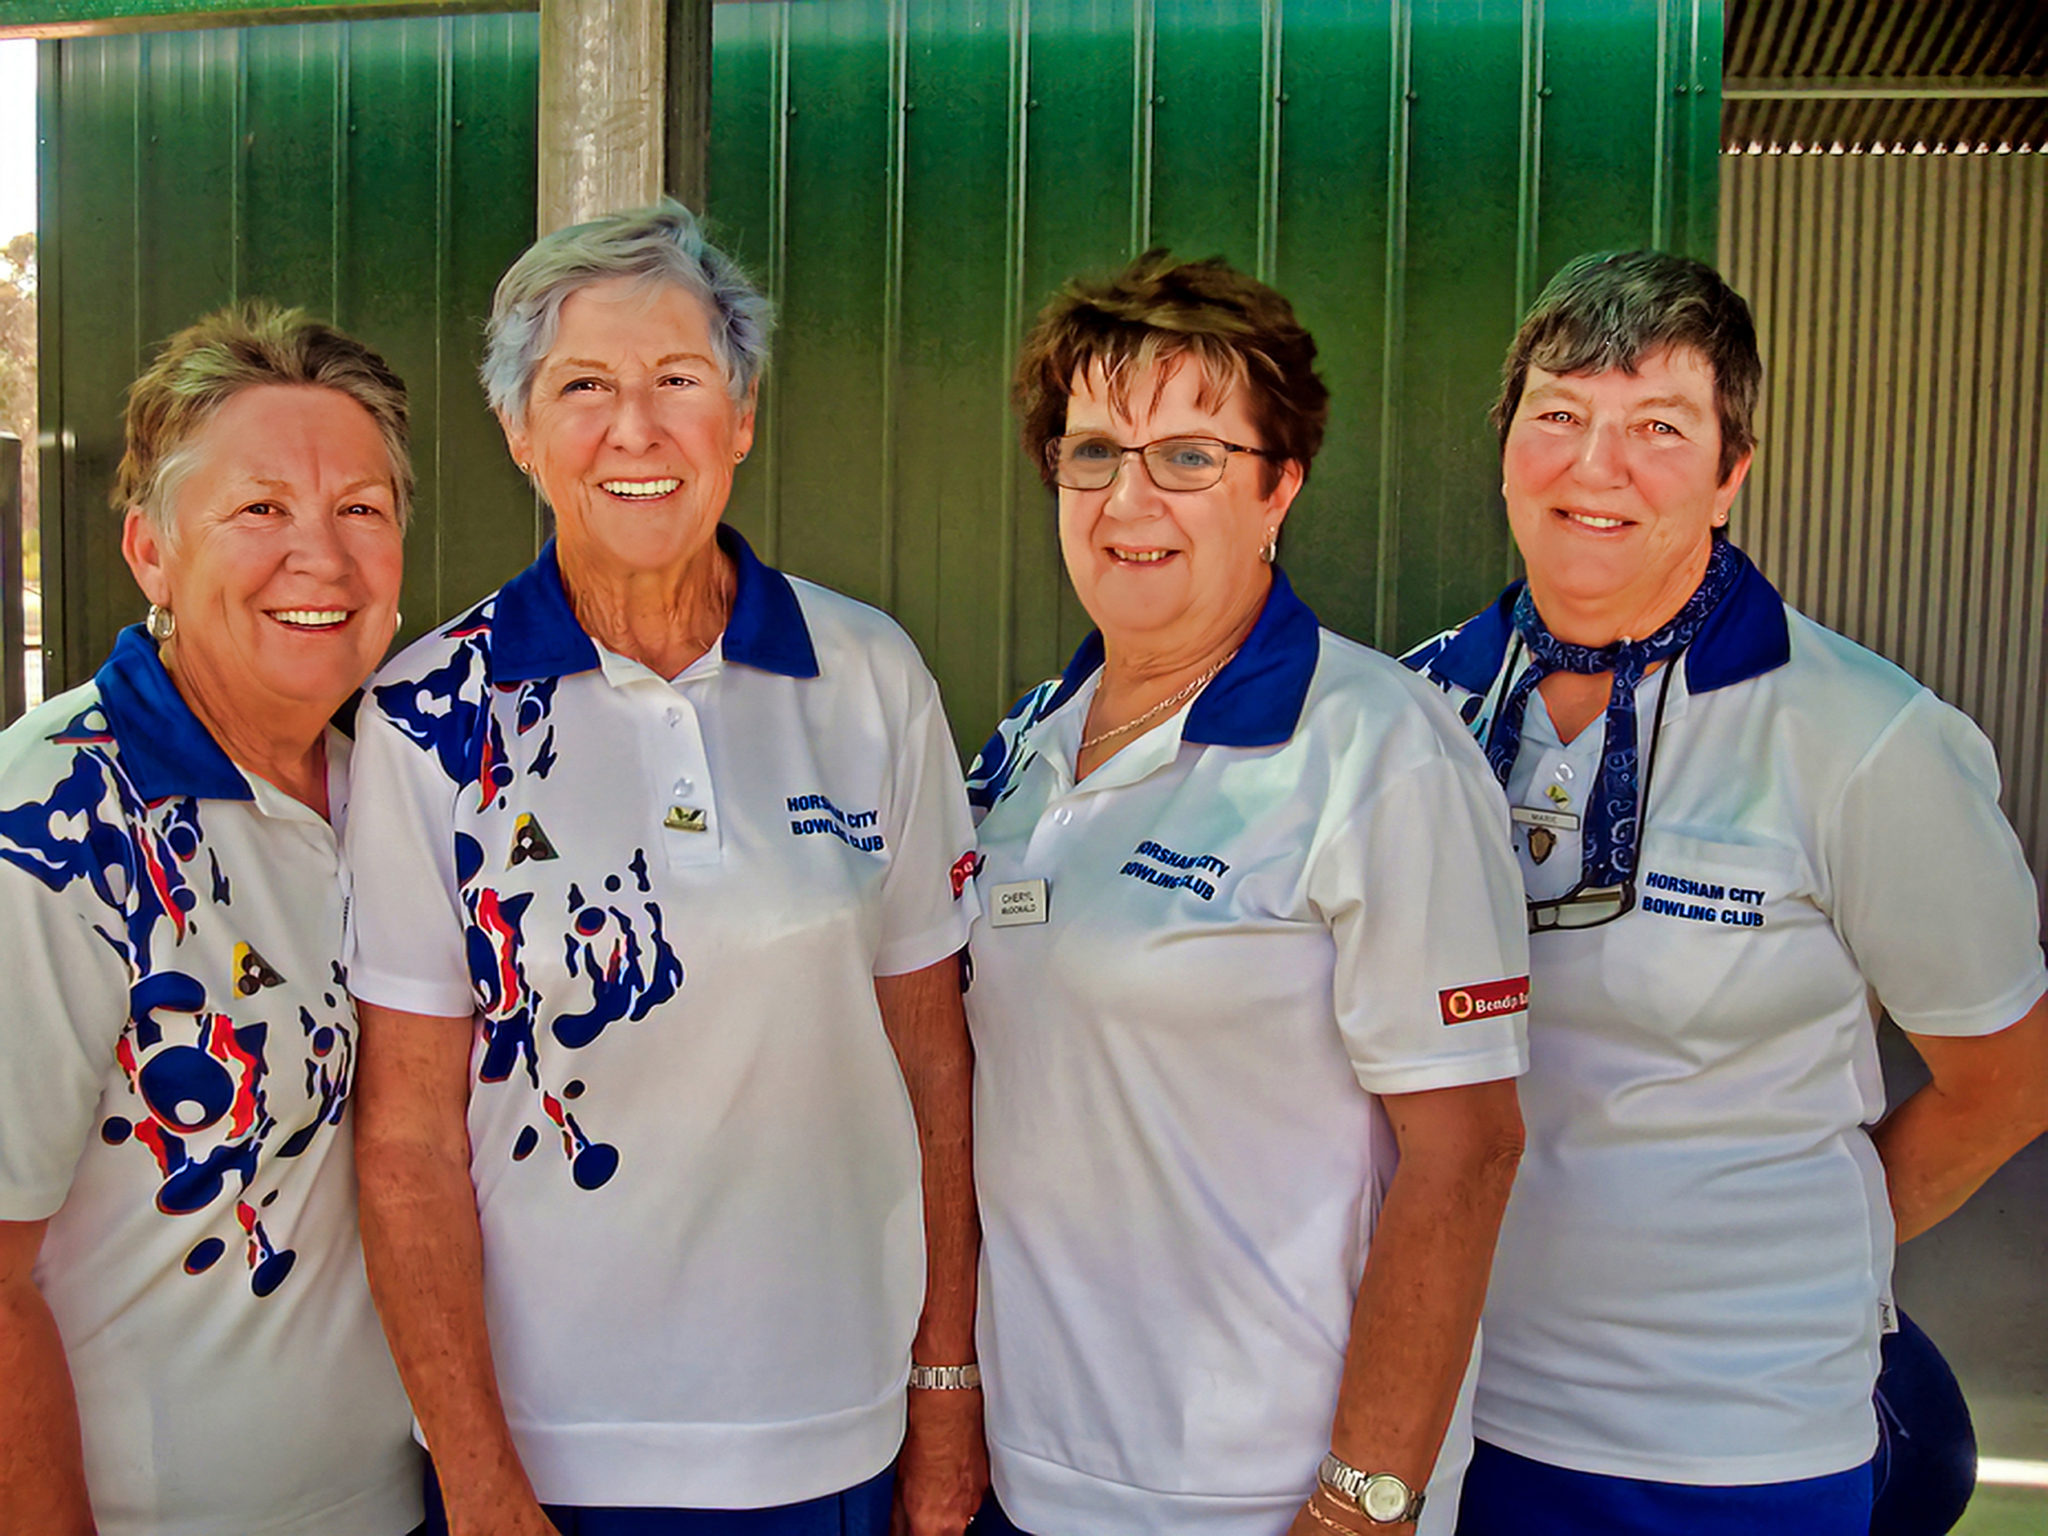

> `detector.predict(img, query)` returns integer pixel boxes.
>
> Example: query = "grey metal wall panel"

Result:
[1721,147,2048,912]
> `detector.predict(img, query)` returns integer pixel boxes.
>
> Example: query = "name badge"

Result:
[1511,804,1580,832]
[988,878,1050,928]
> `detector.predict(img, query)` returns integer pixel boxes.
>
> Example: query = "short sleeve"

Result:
[1827,691,2047,1038]
[342,695,478,1019]
[0,860,132,1219]
[872,676,978,978]
[1312,744,1532,1097]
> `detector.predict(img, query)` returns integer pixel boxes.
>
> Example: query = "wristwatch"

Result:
[1318,1453,1426,1525]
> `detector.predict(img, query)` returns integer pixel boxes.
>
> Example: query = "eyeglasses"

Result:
[1514,637,1684,936]
[1526,876,1637,932]
[1045,433,1282,493]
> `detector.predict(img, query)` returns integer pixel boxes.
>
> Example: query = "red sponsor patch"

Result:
[950,851,983,899]
[1438,975,1530,1026]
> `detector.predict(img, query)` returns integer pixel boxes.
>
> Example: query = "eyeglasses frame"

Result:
[1043,432,1284,493]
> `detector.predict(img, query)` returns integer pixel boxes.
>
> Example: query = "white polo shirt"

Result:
[344,527,977,1508]
[0,627,419,1536]
[966,571,1530,1536]
[1406,554,2048,1485]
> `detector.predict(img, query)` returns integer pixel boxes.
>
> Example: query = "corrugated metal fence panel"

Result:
[42,3,1717,749]
[707,0,1722,741]
[1721,148,2048,910]
[40,11,539,692]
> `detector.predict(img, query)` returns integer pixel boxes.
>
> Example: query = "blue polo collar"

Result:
[93,625,253,802]
[1424,540,1791,697]
[491,524,821,684]
[1042,567,1322,748]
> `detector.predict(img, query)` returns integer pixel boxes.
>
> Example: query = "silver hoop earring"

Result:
[147,604,176,643]
[393,609,404,633]
[1260,531,1279,565]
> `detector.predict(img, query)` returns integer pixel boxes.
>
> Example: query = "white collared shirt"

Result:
[343,528,977,1507]
[1407,553,2048,1483]
[0,627,418,1536]
[967,571,1529,1536]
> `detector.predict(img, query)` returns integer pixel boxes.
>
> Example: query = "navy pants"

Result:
[1457,1309,1974,1536]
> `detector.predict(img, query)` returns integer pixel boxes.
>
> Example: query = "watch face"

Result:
[1360,1474,1413,1522]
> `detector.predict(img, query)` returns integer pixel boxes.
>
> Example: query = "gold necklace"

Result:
[1079,648,1239,754]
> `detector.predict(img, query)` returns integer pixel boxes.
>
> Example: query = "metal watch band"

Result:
[907,1362,982,1390]
[1317,1453,1426,1525]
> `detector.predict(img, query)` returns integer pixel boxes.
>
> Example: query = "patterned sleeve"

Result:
[342,685,478,1021]
[0,780,136,1219]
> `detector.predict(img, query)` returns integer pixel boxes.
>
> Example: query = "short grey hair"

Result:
[1492,251,1761,485]
[481,200,774,426]
[115,302,414,534]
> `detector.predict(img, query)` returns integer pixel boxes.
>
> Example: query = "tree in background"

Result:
[0,231,34,587]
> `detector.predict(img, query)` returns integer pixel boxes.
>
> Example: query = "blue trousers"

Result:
[1457,1309,1974,1536]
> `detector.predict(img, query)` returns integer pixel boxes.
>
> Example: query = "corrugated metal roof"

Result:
[1725,0,2048,151]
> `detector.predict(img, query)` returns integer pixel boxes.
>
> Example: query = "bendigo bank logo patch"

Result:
[1439,975,1530,1026]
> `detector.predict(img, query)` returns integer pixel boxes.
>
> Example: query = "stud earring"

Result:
[146,604,176,643]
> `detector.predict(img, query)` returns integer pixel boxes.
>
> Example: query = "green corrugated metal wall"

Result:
[41,1,1719,748]
[707,0,1721,736]
[37,11,541,691]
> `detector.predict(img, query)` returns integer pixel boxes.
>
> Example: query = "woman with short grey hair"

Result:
[345,201,986,1536]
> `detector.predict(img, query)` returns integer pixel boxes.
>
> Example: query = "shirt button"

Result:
[1053,807,1073,826]
[665,709,682,728]
[673,777,694,795]
[1555,762,1575,782]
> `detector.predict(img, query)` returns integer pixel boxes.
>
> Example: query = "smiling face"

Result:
[1058,358,1302,663]
[121,383,405,746]
[1503,344,1752,644]
[503,275,755,588]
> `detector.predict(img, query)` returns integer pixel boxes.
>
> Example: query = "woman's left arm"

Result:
[876,955,985,1536]
[1291,1076,1524,1536]
[1874,990,2048,1243]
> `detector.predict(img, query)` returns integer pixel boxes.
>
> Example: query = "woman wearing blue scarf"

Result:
[1405,252,2048,1536]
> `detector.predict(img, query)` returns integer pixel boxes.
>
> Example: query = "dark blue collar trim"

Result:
[719,525,820,679]
[490,525,819,684]
[1041,567,1323,749]
[94,626,252,801]
[1185,567,1321,746]
[1683,550,1791,691]
[490,540,600,682]
[1423,544,1792,697]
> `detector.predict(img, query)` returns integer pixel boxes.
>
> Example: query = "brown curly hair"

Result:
[1014,250,1329,495]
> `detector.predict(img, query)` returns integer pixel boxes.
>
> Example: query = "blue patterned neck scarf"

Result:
[1485,536,1744,887]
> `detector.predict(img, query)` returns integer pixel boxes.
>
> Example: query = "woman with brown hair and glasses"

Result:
[962,252,1529,1536]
